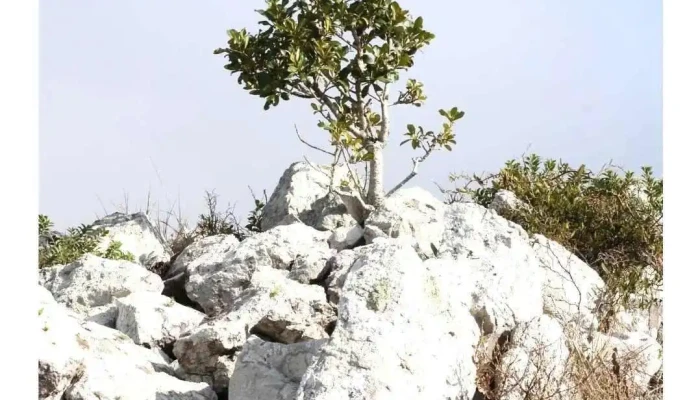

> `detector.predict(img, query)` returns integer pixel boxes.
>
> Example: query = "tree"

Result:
[214,0,464,208]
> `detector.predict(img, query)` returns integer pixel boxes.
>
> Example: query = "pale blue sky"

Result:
[40,0,662,230]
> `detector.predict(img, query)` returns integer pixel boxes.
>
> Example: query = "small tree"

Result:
[215,0,464,207]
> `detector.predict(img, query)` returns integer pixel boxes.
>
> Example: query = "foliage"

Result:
[449,154,663,309]
[38,215,135,268]
[194,189,267,241]
[214,0,464,205]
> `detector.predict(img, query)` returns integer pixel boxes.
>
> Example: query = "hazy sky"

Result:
[40,0,662,230]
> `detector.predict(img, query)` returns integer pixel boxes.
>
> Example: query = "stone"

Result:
[229,336,328,400]
[327,224,364,251]
[296,240,481,400]
[260,161,358,231]
[488,189,530,215]
[174,268,334,376]
[185,223,331,315]
[39,254,164,317]
[115,292,206,347]
[38,286,216,400]
[437,203,545,334]
[530,234,605,326]
[91,212,173,269]
[364,187,446,259]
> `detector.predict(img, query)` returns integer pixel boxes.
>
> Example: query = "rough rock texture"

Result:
[174,268,334,376]
[327,224,364,251]
[115,292,206,347]
[531,234,605,327]
[260,161,358,231]
[186,223,332,315]
[364,187,446,259]
[297,240,481,400]
[163,234,240,308]
[39,254,164,317]
[91,212,173,268]
[489,189,530,214]
[498,316,570,400]
[588,331,662,391]
[437,203,545,334]
[39,286,216,400]
[229,336,328,400]
[172,356,237,395]
[164,234,240,281]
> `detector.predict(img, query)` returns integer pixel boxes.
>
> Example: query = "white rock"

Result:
[91,212,172,268]
[185,223,331,315]
[172,356,236,395]
[38,287,216,400]
[164,234,240,281]
[437,203,545,334]
[530,234,605,326]
[488,189,529,215]
[175,269,334,376]
[261,161,358,231]
[327,225,364,251]
[229,336,327,400]
[498,316,569,400]
[39,254,164,317]
[365,187,446,258]
[588,331,663,391]
[296,240,481,400]
[115,292,206,347]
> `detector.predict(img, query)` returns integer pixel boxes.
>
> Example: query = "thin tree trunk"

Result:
[367,142,386,208]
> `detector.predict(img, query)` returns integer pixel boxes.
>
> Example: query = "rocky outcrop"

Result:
[229,335,327,400]
[260,162,359,231]
[91,212,173,269]
[39,254,164,318]
[38,286,216,400]
[37,161,663,400]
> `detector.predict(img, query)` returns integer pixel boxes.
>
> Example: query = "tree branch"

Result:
[386,139,437,197]
[295,124,335,156]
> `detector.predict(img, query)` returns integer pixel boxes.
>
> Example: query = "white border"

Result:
[0,0,39,396]
[663,0,699,397]
[0,0,691,397]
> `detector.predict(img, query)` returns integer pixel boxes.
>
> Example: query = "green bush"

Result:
[194,189,267,241]
[38,215,135,268]
[448,154,663,310]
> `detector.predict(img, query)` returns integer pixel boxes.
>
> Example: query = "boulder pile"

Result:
[38,161,663,400]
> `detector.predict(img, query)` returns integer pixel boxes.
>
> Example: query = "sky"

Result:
[40,0,662,231]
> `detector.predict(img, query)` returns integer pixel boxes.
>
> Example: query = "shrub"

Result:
[194,189,267,241]
[38,215,135,268]
[448,154,663,310]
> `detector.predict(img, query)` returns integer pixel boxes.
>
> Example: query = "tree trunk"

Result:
[366,142,386,208]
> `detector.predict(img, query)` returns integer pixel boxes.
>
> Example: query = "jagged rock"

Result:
[287,247,336,285]
[39,254,164,317]
[162,234,240,308]
[437,203,545,334]
[297,240,481,400]
[364,187,446,259]
[327,224,364,251]
[85,304,119,328]
[174,268,334,376]
[260,161,358,231]
[530,234,605,327]
[38,286,216,400]
[91,212,172,268]
[185,223,331,315]
[115,292,206,348]
[488,189,530,215]
[172,356,236,395]
[164,234,240,281]
[496,315,569,400]
[588,331,663,393]
[229,335,327,400]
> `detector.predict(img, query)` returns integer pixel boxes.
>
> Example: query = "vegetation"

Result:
[194,189,267,242]
[448,153,663,311]
[38,215,135,269]
[215,0,464,207]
